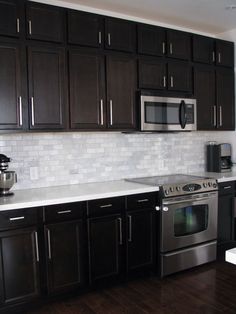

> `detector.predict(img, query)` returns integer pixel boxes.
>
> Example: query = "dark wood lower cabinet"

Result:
[45,220,86,294]
[127,209,154,272]
[0,227,40,305]
[88,214,124,283]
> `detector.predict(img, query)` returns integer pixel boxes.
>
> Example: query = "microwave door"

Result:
[179,100,187,129]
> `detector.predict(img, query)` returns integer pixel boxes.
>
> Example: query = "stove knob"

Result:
[176,186,181,191]
[203,183,207,188]
[213,183,217,188]
[170,187,174,192]
[208,182,212,187]
[165,189,169,195]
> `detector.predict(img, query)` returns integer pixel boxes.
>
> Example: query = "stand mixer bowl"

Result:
[0,171,17,196]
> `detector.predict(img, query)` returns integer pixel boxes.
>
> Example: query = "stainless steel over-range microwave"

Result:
[140,95,197,131]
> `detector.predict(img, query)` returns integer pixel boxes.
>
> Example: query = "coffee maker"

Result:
[206,143,232,173]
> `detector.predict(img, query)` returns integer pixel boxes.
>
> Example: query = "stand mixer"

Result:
[0,154,17,197]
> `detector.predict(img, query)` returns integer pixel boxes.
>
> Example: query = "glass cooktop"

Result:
[126,174,208,187]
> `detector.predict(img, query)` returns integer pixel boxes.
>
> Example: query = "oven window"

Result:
[145,102,180,124]
[174,205,209,237]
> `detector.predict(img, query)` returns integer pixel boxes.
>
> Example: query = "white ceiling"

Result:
[56,0,236,34]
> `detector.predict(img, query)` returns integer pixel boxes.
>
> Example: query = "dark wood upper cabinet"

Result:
[216,68,235,130]
[106,55,136,129]
[67,10,103,48]
[0,227,40,305]
[0,42,26,130]
[215,40,234,68]
[194,65,215,130]
[168,61,192,92]
[139,58,166,90]
[137,24,166,57]
[105,18,136,53]
[45,220,86,294]
[0,0,21,38]
[193,35,215,64]
[27,46,66,130]
[26,2,65,43]
[167,29,191,60]
[69,50,105,130]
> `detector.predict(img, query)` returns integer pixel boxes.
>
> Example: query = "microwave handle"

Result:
[179,100,187,129]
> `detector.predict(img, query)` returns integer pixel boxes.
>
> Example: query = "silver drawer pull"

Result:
[16,18,20,33]
[223,186,232,190]
[98,31,102,44]
[9,216,25,221]
[47,229,52,260]
[108,33,111,46]
[28,20,32,35]
[57,210,72,214]
[35,231,39,262]
[162,42,166,54]
[137,199,149,203]
[100,204,112,208]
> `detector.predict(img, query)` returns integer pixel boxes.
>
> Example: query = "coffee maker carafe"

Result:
[206,143,232,173]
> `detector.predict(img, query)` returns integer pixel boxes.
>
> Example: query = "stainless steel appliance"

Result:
[140,95,197,131]
[207,142,232,172]
[0,154,17,197]
[127,174,218,277]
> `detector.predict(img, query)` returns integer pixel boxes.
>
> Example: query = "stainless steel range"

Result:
[127,174,218,277]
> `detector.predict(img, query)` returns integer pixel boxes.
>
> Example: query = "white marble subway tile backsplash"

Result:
[0,131,235,190]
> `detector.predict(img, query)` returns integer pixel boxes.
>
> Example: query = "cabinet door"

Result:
[69,50,105,129]
[193,35,214,64]
[167,30,191,60]
[215,40,234,68]
[0,42,26,130]
[106,55,136,129]
[218,194,234,244]
[0,0,20,38]
[168,61,192,92]
[45,220,86,294]
[28,46,66,130]
[216,68,235,130]
[194,65,215,130]
[88,215,123,283]
[127,210,154,272]
[26,2,65,43]
[68,10,103,48]
[0,227,40,305]
[137,24,166,57]
[105,18,136,53]
[139,58,167,90]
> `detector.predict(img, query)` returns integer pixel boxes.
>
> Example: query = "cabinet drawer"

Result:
[219,181,235,196]
[0,207,42,230]
[127,193,156,210]
[44,202,86,223]
[87,197,125,217]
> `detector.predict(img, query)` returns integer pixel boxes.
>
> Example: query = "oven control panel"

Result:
[162,179,218,197]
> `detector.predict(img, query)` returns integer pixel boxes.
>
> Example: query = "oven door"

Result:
[160,191,218,252]
[140,96,197,131]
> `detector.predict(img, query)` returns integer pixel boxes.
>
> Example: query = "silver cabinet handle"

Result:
[219,106,223,127]
[16,18,20,33]
[163,76,166,88]
[108,33,111,46]
[218,52,221,63]
[57,210,72,214]
[170,76,174,88]
[28,20,32,35]
[137,199,149,203]
[47,229,52,260]
[162,42,166,54]
[100,99,104,126]
[223,186,232,190]
[98,31,102,44]
[18,96,23,126]
[31,97,35,126]
[117,218,122,245]
[35,231,39,262]
[213,106,217,127]
[9,216,25,221]
[212,51,215,62]
[128,215,132,242]
[169,43,173,54]
[100,204,112,208]
[163,206,169,212]
[109,100,113,126]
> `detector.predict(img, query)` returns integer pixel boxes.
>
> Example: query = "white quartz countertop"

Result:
[191,170,236,183]
[0,180,159,211]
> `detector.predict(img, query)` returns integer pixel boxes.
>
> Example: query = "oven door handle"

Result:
[179,100,187,129]
[163,195,216,206]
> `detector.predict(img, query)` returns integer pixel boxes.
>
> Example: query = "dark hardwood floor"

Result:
[27,261,236,314]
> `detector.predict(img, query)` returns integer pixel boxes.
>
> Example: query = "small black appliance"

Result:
[206,143,232,173]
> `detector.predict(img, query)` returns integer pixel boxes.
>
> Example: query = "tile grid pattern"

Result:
[0,131,235,190]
